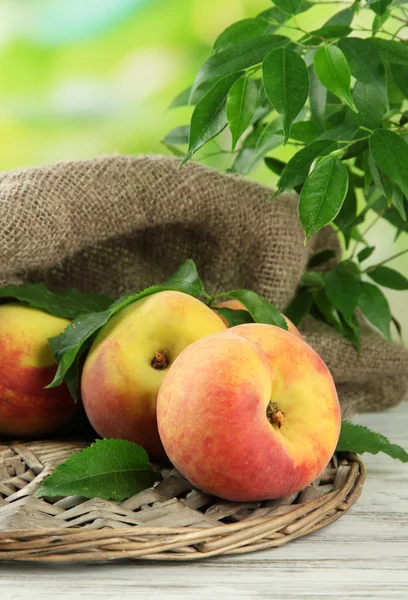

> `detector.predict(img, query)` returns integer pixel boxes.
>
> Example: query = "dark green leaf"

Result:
[222,289,288,330]
[340,312,361,352]
[337,37,387,105]
[302,272,325,288]
[367,150,393,201]
[390,63,408,98]
[367,265,408,290]
[264,156,287,176]
[334,184,357,230]
[324,7,355,26]
[182,73,241,164]
[391,185,407,220]
[227,75,259,150]
[47,260,208,391]
[0,284,113,320]
[163,125,190,146]
[214,307,254,327]
[299,155,349,241]
[273,0,304,15]
[309,66,327,131]
[262,47,309,143]
[307,249,337,268]
[337,421,408,462]
[372,9,391,35]
[300,25,352,46]
[213,18,270,53]
[392,315,404,341]
[358,281,392,341]
[314,45,357,113]
[324,268,361,324]
[289,120,319,144]
[191,34,290,95]
[372,38,408,66]
[352,81,387,129]
[357,246,375,262]
[312,288,344,332]
[284,288,313,326]
[274,139,337,195]
[36,439,161,501]
[366,0,392,15]
[369,129,408,198]
[231,120,284,174]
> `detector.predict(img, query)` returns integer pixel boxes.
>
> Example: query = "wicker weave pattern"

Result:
[0,441,365,562]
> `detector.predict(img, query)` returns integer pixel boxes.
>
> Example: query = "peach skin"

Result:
[0,303,78,437]
[81,290,226,459]
[157,323,341,501]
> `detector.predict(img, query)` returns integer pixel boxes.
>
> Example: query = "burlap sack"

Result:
[1,154,407,419]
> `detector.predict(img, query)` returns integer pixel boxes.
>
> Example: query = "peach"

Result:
[0,303,78,437]
[214,299,303,339]
[81,290,226,459]
[157,323,341,501]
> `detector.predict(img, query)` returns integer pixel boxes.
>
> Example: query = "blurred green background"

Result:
[0,0,406,340]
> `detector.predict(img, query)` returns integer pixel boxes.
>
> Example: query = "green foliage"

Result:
[166,0,408,347]
[337,421,408,462]
[36,439,161,501]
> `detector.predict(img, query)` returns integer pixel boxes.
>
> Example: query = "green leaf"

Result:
[391,185,407,220]
[182,73,241,164]
[312,288,344,332]
[366,0,392,15]
[337,37,387,105]
[357,246,375,262]
[309,66,327,131]
[35,439,161,501]
[300,25,352,46]
[324,268,361,324]
[324,7,355,26]
[314,45,357,113]
[275,139,338,196]
[257,6,289,31]
[284,288,314,326]
[352,81,387,129]
[227,75,259,150]
[47,260,208,392]
[213,18,270,53]
[222,289,288,330]
[264,156,286,176]
[307,249,337,268]
[163,125,190,146]
[231,120,284,174]
[337,421,408,462]
[372,9,391,35]
[392,315,404,342]
[191,34,290,95]
[390,64,408,98]
[214,307,255,327]
[263,47,309,143]
[302,272,325,288]
[372,38,408,66]
[299,155,349,241]
[358,281,392,341]
[0,283,113,319]
[369,129,408,199]
[289,120,319,144]
[334,184,357,231]
[367,266,408,290]
[168,87,191,109]
[273,0,304,14]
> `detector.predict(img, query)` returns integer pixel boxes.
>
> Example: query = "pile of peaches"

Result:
[0,291,341,501]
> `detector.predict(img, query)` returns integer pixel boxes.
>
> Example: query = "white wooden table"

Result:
[1,402,407,600]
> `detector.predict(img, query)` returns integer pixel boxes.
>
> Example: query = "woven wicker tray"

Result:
[0,440,365,563]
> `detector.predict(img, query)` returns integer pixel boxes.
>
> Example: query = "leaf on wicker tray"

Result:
[337,421,408,462]
[35,439,161,501]
[0,283,113,319]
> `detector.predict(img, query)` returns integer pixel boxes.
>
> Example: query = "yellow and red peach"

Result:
[157,323,341,501]
[0,303,78,437]
[214,299,303,339]
[81,290,226,459]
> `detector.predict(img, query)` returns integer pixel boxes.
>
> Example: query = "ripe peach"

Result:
[0,303,78,437]
[214,299,303,339]
[81,290,226,459]
[157,323,341,501]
